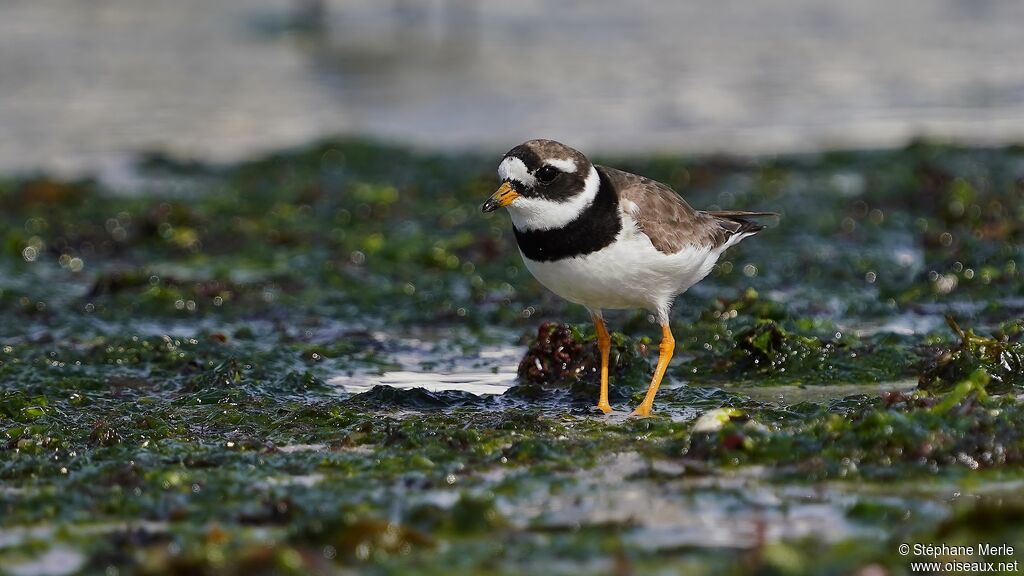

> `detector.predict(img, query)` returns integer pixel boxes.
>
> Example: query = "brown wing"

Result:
[597,165,737,253]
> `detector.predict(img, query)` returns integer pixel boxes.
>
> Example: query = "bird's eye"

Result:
[536,165,559,184]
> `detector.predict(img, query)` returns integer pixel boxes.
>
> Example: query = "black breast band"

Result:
[513,171,622,262]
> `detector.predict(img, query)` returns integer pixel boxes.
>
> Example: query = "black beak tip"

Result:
[481,199,498,213]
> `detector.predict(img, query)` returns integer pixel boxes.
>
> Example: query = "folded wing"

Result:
[598,165,776,254]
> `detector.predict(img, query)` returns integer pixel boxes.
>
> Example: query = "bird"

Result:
[481,139,775,417]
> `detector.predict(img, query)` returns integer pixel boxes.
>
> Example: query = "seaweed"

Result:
[2,140,1024,575]
[516,322,650,386]
[919,316,1024,393]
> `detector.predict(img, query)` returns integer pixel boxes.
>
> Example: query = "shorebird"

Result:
[482,139,774,416]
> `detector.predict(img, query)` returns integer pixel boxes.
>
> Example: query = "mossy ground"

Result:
[2,140,1024,575]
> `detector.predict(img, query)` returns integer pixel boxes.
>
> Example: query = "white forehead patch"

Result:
[545,158,577,173]
[507,165,601,232]
[497,157,536,186]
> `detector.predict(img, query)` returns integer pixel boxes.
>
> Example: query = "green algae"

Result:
[685,370,1024,480]
[2,140,1024,574]
[919,316,1024,393]
[674,292,919,386]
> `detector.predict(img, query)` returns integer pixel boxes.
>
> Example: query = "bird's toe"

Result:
[630,405,653,418]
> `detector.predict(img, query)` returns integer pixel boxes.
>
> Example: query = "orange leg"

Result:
[631,324,674,417]
[590,312,613,414]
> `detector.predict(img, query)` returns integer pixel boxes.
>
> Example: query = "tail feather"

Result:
[705,210,777,234]
[703,210,777,248]
[704,210,779,219]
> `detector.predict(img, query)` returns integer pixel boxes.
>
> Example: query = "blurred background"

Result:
[4,0,1024,177]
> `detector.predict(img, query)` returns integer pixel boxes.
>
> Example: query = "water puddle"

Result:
[328,341,522,396]
[260,473,325,488]
[727,379,918,405]
[275,443,329,453]
[0,521,171,549]
[329,369,514,396]
[5,546,85,576]
[849,313,945,337]
[508,453,916,550]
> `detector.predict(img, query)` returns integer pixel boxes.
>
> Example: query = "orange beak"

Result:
[481,182,520,213]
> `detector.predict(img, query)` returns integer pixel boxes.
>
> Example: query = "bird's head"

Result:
[482,139,600,231]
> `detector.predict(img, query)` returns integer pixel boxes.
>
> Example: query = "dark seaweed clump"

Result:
[508,322,652,408]
[516,322,649,385]
[731,319,826,372]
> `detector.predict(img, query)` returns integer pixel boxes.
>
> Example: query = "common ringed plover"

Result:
[482,139,775,417]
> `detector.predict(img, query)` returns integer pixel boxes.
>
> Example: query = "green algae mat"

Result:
[2,140,1024,575]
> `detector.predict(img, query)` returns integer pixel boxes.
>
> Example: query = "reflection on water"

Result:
[328,341,521,396]
[3,0,1024,175]
[329,369,514,396]
[533,453,879,550]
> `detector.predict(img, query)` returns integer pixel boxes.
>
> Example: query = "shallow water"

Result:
[4,0,1024,176]
[732,379,918,405]
[523,452,882,548]
[5,546,85,576]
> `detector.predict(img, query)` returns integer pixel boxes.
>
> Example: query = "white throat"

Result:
[507,165,600,232]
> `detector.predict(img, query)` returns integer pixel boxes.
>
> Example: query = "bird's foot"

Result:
[596,402,613,415]
[630,404,653,418]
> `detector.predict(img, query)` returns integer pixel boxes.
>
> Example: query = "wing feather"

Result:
[598,166,775,253]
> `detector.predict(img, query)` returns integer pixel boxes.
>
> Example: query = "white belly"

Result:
[521,227,719,313]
